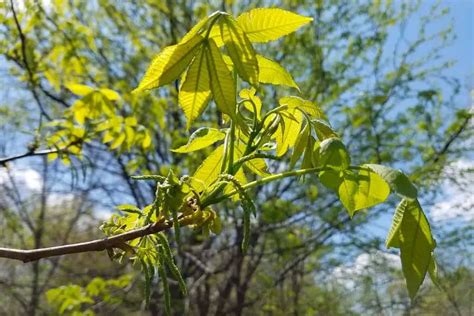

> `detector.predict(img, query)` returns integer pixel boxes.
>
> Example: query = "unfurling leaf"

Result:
[133,35,203,93]
[178,47,212,128]
[257,55,299,89]
[236,8,313,43]
[172,128,225,153]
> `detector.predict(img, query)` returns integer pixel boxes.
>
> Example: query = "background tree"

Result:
[0,0,471,315]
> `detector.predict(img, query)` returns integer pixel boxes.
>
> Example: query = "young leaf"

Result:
[220,16,259,85]
[205,39,237,120]
[275,109,303,156]
[386,199,406,249]
[65,83,94,96]
[364,164,418,200]
[319,137,351,170]
[338,169,390,216]
[191,145,224,190]
[290,123,310,168]
[178,47,212,129]
[239,88,262,119]
[172,128,225,153]
[279,96,325,119]
[133,35,203,93]
[236,8,313,43]
[320,168,390,217]
[397,199,436,299]
[256,55,299,90]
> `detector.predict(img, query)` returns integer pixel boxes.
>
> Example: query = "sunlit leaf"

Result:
[191,145,224,190]
[172,128,225,153]
[256,55,298,89]
[133,35,203,93]
[65,83,94,96]
[236,8,313,43]
[319,137,351,170]
[239,88,262,119]
[397,199,436,299]
[364,164,418,200]
[320,168,390,217]
[205,39,236,120]
[220,16,259,85]
[178,47,212,128]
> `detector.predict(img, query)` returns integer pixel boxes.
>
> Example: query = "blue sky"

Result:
[441,0,473,102]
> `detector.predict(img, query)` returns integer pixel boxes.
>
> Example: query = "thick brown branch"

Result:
[0,221,172,263]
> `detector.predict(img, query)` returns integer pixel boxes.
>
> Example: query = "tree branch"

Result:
[0,221,172,263]
[0,148,58,166]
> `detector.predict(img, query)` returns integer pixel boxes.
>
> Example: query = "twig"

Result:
[0,148,58,166]
[0,221,173,263]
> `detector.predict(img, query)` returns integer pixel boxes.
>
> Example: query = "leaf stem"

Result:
[202,167,329,207]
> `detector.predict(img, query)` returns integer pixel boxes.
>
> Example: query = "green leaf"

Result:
[256,55,299,90]
[397,199,436,299]
[65,83,94,96]
[320,168,390,217]
[99,88,121,101]
[133,35,203,93]
[178,47,212,128]
[428,255,440,287]
[116,204,142,215]
[236,8,313,43]
[191,145,224,190]
[386,199,405,249]
[279,96,325,119]
[172,128,225,153]
[290,123,310,168]
[319,138,351,170]
[205,39,237,120]
[339,168,390,216]
[275,108,303,156]
[239,88,262,119]
[312,119,338,140]
[220,16,259,85]
[364,164,418,200]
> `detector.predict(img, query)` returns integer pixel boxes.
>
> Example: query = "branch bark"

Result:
[0,221,172,263]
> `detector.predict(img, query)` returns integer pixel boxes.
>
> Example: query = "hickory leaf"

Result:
[220,16,259,85]
[133,35,203,93]
[236,8,313,43]
[172,128,225,153]
[205,39,237,120]
[191,145,224,190]
[397,199,436,299]
[319,138,351,170]
[257,55,299,89]
[320,168,390,217]
[179,47,212,128]
[364,164,418,200]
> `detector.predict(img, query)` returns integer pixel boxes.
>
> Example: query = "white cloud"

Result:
[331,251,400,288]
[430,159,474,222]
[0,166,43,192]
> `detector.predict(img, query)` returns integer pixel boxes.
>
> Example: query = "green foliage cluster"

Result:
[81,8,438,308]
